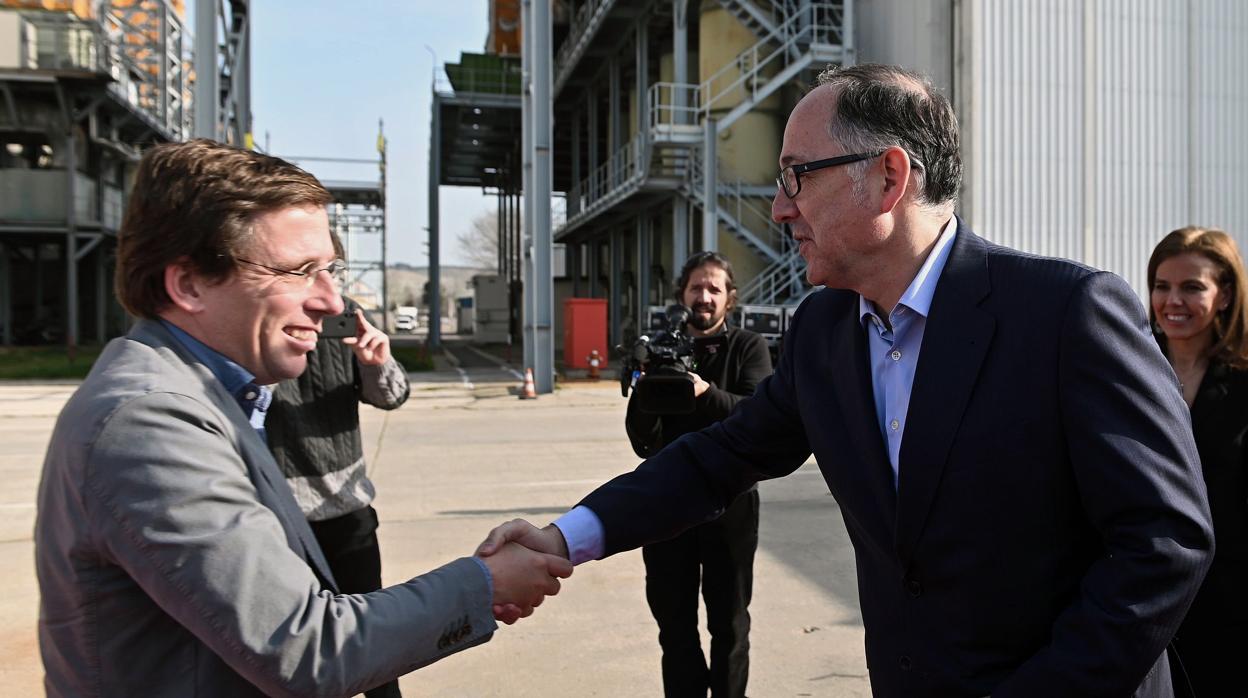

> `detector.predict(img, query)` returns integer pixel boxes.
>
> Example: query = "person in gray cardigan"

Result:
[268,291,409,698]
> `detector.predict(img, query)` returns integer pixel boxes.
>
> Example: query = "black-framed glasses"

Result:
[776,150,884,199]
[234,257,349,289]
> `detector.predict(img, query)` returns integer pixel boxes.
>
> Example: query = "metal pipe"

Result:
[428,93,443,348]
[702,117,718,251]
[673,197,689,270]
[673,0,688,123]
[65,126,78,353]
[194,0,219,138]
[610,229,622,347]
[637,213,651,331]
[521,0,535,377]
[531,0,555,393]
[0,243,11,345]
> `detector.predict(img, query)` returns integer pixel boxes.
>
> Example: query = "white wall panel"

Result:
[959,0,1248,297]
[862,0,1248,298]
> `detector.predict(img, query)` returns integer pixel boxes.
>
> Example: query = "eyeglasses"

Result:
[776,150,885,199]
[234,257,349,289]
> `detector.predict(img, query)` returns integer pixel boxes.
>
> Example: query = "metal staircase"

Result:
[738,242,811,305]
[714,0,781,44]
[558,1,850,305]
[683,155,785,263]
[698,1,850,130]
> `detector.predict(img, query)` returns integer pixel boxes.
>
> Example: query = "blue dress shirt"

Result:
[859,216,957,487]
[161,320,273,441]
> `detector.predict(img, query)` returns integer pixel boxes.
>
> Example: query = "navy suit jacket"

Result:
[580,221,1214,697]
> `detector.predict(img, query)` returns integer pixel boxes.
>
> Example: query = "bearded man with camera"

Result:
[625,250,773,698]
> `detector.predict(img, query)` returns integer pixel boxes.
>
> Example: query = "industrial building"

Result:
[0,0,256,349]
[0,0,392,349]
[431,0,1248,394]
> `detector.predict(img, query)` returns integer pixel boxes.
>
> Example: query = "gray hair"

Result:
[816,63,962,207]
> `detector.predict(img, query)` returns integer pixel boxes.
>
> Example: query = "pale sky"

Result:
[195,0,498,267]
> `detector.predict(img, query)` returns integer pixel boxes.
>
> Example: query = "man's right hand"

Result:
[478,540,572,625]
[476,518,570,560]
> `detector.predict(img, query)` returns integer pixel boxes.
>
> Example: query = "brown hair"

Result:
[1147,226,1248,368]
[115,139,332,318]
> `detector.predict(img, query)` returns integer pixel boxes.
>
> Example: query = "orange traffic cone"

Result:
[587,349,602,380]
[519,367,537,399]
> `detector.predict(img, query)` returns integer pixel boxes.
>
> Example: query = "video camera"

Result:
[618,303,725,415]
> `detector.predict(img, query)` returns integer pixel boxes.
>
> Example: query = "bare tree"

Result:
[455,208,500,270]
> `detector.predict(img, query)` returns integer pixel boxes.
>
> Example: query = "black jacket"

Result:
[1172,359,1248,693]
[624,325,773,458]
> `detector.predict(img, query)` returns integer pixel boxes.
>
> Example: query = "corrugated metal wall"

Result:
[956,0,1248,296]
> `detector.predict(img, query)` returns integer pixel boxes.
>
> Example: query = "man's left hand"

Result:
[689,371,710,397]
[343,309,390,366]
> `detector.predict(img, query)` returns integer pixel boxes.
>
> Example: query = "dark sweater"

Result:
[267,298,410,520]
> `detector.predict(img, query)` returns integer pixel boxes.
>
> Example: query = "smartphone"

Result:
[319,312,359,339]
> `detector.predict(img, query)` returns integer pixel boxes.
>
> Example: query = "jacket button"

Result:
[899,655,913,671]
[905,577,922,597]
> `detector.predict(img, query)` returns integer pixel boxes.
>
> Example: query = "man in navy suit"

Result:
[480,64,1213,697]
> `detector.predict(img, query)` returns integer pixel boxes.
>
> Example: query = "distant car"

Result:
[395,315,416,332]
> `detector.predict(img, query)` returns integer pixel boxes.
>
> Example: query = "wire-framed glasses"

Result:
[234,257,349,289]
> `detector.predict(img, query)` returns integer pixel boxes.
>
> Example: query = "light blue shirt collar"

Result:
[859,215,959,324]
[160,319,272,437]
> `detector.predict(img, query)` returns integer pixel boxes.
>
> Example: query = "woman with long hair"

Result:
[1149,226,1248,697]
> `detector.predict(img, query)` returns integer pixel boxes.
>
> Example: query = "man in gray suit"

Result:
[34,139,571,698]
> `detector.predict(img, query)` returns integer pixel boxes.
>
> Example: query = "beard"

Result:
[688,304,721,331]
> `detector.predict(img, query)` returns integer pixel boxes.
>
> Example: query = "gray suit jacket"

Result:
[35,319,495,697]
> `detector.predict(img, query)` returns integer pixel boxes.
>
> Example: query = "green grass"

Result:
[0,345,103,380]
[391,345,436,372]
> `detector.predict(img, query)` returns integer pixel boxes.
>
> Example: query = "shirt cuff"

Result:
[469,556,494,603]
[552,505,605,565]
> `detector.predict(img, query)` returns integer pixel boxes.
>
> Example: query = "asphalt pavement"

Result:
[0,344,868,697]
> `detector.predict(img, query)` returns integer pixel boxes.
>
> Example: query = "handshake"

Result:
[474,519,573,625]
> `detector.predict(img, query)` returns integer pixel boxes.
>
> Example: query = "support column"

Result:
[701,117,718,252]
[673,0,688,120]
[608,57,621,183]
[636,18,648,138]
[588,241,600,297]
[0,243,10,345]
[570,109,581,216]
[673,198,689,271]
[521,0,534,371]
[497,187,505,273]
[587,89,599,185]
[65,127,78,353]
[96,246,106,343]
[531,0,555,393]
[237,8,252,145]
[636,214,651,331]
[609,229,623,347]
[193,0,219,139]
[428,93,443,349]
[570,243,583,297]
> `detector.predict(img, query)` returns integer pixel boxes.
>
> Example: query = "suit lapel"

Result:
[232,422,340,593]
[130,320,340,592]
[894,225,995,566]
[825,298,898,524]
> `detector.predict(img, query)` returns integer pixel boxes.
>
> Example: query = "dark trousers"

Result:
[642,488,760,698]
[309,505,401,698]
